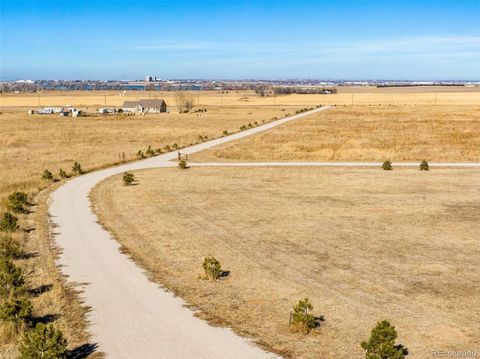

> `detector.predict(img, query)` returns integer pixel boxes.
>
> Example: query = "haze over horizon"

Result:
[1,0,479,81]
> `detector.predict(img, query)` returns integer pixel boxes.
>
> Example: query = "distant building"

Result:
[122,99,167,113]
[145,75,154,82]
[98,107,115,114]
[38,108,54,114]
[37,107,63,114]
[60,108,81,117]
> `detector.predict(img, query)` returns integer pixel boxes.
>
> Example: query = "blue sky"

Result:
[1,0,479,80]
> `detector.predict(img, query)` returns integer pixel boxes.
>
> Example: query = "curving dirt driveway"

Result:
[49,106,331,359]
[49,104,480,358]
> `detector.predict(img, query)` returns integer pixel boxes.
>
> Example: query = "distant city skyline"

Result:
[1,0,480,80]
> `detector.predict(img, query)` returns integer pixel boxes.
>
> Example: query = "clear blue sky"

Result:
[1,0,479,80]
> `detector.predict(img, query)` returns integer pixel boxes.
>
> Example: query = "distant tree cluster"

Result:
[255,86,274,97]
[0,83,41,93]
[175,92,195,113]
[254,86,337,96]
[272,87,338,95]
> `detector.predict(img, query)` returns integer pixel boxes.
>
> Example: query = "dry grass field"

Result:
[0,183,100,358]
[193,105,480,162]
[1,87,479,111]
[0,103,299,356]
[0,105,296,207]
[92,166,480,359]
[1,88,478,357]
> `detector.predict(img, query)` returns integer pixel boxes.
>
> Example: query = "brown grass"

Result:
[1,89,478,356]
[0,103,302,355]
[0,184,101,358]
[193,105,480,162]
[0,105,296,207]
[1,88,479,110]
[91,166,480,359]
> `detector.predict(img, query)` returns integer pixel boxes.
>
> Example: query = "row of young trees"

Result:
[382,160,430,171]
[1,161,91,356]
[42,162,84,183]
[1,192,68,358]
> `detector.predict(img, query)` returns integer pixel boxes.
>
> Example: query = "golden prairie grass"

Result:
[0,104,297,356]
[1,89,478,356]
[0,105,296,207]
[193,105,480,162]
[0,184,100,358]
[91,166,480,359]
[1,88,479,110]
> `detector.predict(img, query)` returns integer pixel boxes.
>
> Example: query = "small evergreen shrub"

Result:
[19,323,67,359]
[7,192,28,214]
[223,130,228,136]
[71,162,83,175]
[172,143,178,150]
[155,148,162,154]
[420,160,429,171]
[361,320,408,359]
[240,125,247,131]
[202,256,221,280]
[41,169,53,182]
[146,146,155,156]
[7,200,25,214]
[122,172,134,186]
[178,159,188,169]
[0,296,32,324]
[136,150,145,159]
[58,169,68,179]
[0,236,23,258]
[290,298,316,333]
[247,123,253,128]
[164,145,171,152]
[0,212,19,232]
[8,192,28,206]
[382,160,393,171]
[0,254,26,297]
